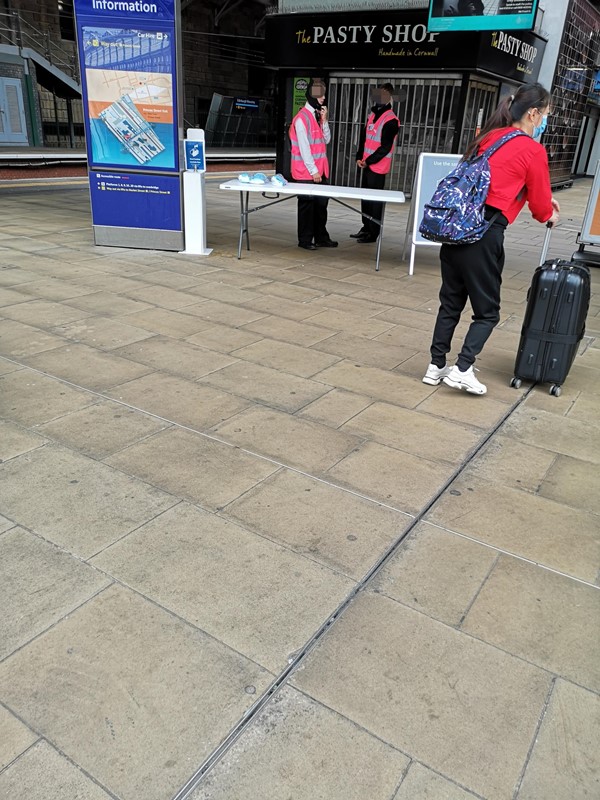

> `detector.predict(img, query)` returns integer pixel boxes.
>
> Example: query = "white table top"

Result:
[219,179,405,204]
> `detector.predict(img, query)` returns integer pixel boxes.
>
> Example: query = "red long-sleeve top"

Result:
[479,127,553,224]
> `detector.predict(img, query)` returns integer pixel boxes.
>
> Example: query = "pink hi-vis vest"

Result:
[289,107,330,180]
[362,109,399,175]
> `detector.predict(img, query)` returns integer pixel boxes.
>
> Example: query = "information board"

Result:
[89,171,182,230]
[403,152,461,275]
[579,160,600,245]
[74,0,183,250]
[428,0,538,33]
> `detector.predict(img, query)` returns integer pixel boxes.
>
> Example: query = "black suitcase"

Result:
[511,253,590,396]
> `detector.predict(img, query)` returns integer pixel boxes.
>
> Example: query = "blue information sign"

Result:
[75,0,175,22]
[428,0,538,32]
[184,140,205,172]
[89,171,181,230]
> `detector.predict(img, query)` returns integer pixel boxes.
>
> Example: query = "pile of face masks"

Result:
[238,173,288,186]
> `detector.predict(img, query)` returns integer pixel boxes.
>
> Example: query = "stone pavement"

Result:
[0,175,598,800]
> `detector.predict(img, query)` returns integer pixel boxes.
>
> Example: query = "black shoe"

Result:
[298,242,317,251]
[350,229,367,239]
[315,239,338,248]
[356,235,377,244]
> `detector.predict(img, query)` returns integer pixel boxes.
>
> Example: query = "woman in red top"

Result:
[423,83,560,395]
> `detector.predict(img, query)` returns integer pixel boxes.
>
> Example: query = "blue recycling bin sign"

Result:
[184,140,206,172]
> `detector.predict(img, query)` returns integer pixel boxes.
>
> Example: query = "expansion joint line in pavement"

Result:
[170,384,537,800]
[0,355,537,799]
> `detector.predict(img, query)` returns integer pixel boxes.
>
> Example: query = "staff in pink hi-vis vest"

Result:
[353,84,400,244]
[288,79,337,251]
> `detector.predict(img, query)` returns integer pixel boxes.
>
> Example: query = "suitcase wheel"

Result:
[510,377,522,389]
[549,384,562,397]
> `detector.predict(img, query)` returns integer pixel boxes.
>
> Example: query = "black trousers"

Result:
[430,213,508,371]
[360,169,385,237]
[295,176,330,245]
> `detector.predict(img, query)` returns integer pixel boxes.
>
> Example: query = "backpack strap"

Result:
[481,129,528,160]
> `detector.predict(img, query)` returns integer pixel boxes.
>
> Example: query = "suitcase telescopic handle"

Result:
[539,221,553,266]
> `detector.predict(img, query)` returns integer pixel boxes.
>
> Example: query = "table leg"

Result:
[237,192,251,259]
[375,204,386,272]
[244,192,251,252]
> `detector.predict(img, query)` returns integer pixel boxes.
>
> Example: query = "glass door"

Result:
[0,78,28,145]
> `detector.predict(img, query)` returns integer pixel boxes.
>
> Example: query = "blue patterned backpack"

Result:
[419,130,526,245]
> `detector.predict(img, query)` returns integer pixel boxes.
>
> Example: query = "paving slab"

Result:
[52,315,154,349]
[239,293,324,321]
[36,400,170,459]
[211,406,361,474]
[0,444,177,558]
[190,686,408,800]
[255,281,324,302]
[567,390,600,422]
[121,284,202,309]
[294,591,551,800]
[312,330,415,369]
[183,282,262,305]
[462,556,600,691]
[537,453,600,514]
[0,741,112,800]
[199,359,331,412]
[416,387,513,429]
[341,401,481,465]
[314,360,435,408]
[112,335,237,380]
[327,440,455,514]
[16,278,97,302]
[426,474,600,583]
[1,299,93,328]
[393,762,480,799]
[0,704,37,772]
[308,291,393,317]
[297,388,372,428]
[143,267,217,288]
[463,434,557,493]
[23,343,153,391]
[243,314,334,346]
[0,527,111,660]
[304,308,395,338]
[0,356,22,375]
[230,337,340,378]
[0,514,14,533]
[517,680,600,800]
[117,306,217,339]
[373,521,497,626]
[105,426,278,511]
[0,287,30,307]
[178,298,268,327]
[0,318,67,358]
[92,503,353,671]
[107,371,251,430]
[0,585,272,800]
[223,468,409,579]
[186,323,264,352]
[0,369,97,426]
[501,406,600,464]
[0,420,47,462]
[63,286,153,315]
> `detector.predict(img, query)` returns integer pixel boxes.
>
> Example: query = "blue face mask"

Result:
[532,114,548,140]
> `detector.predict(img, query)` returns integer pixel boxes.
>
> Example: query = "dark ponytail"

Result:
[463,82,551,159]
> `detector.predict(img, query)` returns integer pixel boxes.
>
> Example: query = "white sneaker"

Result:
[443,365,487,395]
[422,363,451,386]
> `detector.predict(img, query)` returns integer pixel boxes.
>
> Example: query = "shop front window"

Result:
[327,75,463,195]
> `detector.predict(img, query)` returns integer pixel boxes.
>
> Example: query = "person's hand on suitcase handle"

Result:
[547,197,560,228]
